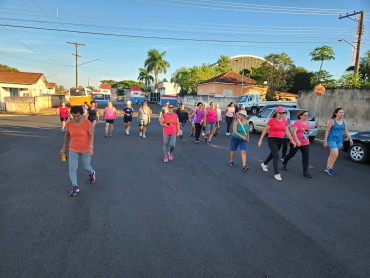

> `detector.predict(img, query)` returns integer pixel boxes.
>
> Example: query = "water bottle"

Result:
[61,152,68,161]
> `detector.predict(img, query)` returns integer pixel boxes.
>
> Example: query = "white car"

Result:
[248,107,318,142]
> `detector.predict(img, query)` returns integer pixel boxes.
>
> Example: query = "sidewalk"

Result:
[0,107,57,116]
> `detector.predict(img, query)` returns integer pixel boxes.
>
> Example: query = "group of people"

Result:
[59,100,353,196]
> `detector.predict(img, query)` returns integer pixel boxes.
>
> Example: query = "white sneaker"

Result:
[126,129,129,135]
[274,174,282,181]
[143,134,146,139]
[139,131,142,137]
[261,163,268,172]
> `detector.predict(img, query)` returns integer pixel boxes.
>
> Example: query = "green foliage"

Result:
[309,46,335,71]
[86,86,95,90]
[265,52,294,70]
[114,80,146,90]
[144,49,170,85]
[0,64,19,72]
[287,67,313,93]
[215,55,233,74]
[310,70,337,87]
[100,80,117,86]
[137,68,154,88]
[337,73,370,88]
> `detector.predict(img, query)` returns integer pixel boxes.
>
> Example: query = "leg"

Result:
[230,151,236,162]
[241,151,247,167]
[163,133,170,157]
[191,123,195,135]
[143,125,147,135]
[195,123,201,141]
[282,139,289,158]
[105,123,109,134]
[110,123,114,134]
[208,130,214,142]
[68,150,79,186]
[283,143,299,165]
[300,145,310,173]
[226,117,232,133]
[267,138,283,175]
[81,152,94,174]
[169,134,176,153]
[327,148,339,169]
[127,122,131,132]
[62,120,66,130]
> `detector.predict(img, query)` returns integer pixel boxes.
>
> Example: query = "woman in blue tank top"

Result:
[323,108,353,176]
[228,110,250,172]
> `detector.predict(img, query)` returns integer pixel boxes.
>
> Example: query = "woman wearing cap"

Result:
[203,101,219,145]
[123,101,133,135]
[160,104,182,163]
[228,110,250,172]
[192,102,205,144]
[224,102,236,136]
[258,106,296,181]
[282,110,312,178]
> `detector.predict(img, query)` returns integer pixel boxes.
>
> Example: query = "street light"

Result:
[338,38,356,48]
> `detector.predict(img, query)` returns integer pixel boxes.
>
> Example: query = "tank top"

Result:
[226,107,235,117]
[206,109,217,123]
[139,107,148,120]
[105,107,115,120]
[232,120,248,140]
[328,118,345,142]
[163,113,178,135]
[87,107,97,121]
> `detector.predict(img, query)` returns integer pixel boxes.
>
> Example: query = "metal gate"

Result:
[0,102,6,112]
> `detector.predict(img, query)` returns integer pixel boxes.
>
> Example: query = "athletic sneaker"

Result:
[109,134,113,137]
[204,137,208,143]
[164,157,169,163]
[190,133,193,137]
[282,164,287,171]
[143,134,146,139]
[104,134,108,138]
[330,169,336,175]
[274,174,282,181]
[195,141,200,144]
[89,170,96,184]
[303,171,312,178]
[69,185,79,196]
[261,163,268,172]
[168,152,173,161]
[325,168,334,176]
[202,132,205,136]
[242,166,250,172]
[139,131,142,137]
[125,129,129,135]
[228,161,234,167]
[207,140,211,145]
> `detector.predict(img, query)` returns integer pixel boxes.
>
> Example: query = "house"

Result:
[0,71,51,101]
[47,82,58,95]
[100,84,111,95]
[197,71,266,97]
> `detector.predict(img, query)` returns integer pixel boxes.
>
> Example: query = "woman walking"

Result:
[201,103,208,136]
[86,101,99,130]
[281,112,291,161]
[137,101,151,139]
[160,104,182,163]
[83,101,89,119]
[176,103,189,139]
[323,108,353,176]
[203,101,219,145]
[192,102,205,144]
[56,102,69,132]
[224,102,236,136]
[103,101,118,137]
[190,102,197,137]
[123,100,133,135]
[60,106,96,196]
[282,110,312,178]
[228,110,250,172]
[214,104,222,137]
[258,107,296,181]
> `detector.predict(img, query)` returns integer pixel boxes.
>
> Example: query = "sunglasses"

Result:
[168,107,174,109]
[278,112,287,114]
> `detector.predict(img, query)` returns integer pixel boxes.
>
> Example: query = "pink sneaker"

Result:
[168,152,173,161]
[164,157,169,163]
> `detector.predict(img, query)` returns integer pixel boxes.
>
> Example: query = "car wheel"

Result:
[249,122,255,133]
[309,136,315,142]
[251,107,258,115]
[348,143,368,163]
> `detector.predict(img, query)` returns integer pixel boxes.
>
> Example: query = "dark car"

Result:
[342,131,370,163]
[259,104,296,113]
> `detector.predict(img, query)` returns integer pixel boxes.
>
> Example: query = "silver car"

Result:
[248,107,318,142]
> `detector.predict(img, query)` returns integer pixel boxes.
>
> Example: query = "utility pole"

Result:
[67,42,85,87]
[339,11,365,74]
[241,70,244,96]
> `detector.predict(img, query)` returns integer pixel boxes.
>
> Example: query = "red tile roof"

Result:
[48,82,58,89]
[100,84,111,89]
[0,71,45,84]
[198,71,257,85]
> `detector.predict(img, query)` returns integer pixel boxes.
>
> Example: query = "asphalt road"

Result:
[1,104,369,278]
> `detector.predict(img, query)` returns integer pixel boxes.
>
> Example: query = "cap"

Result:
[127,101,131,104]
[276,106,285,113]
[238,110,247,117]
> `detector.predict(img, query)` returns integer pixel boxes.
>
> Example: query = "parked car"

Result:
[248,107,318,142]
[342,131,370,163]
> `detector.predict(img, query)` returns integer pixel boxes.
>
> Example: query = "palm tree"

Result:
[137,68,154,88]
[144,49,170,89]
[346,50,370,80]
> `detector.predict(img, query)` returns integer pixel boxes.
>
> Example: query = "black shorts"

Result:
[106,119,114,124]
[124,116,132,123]
[60,117,68,122]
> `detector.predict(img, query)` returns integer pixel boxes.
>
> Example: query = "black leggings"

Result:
[226,116,233,133]
[264,137,284,174]
[281,138,290,158]
[195,123,202,141]
[283,144,310,173]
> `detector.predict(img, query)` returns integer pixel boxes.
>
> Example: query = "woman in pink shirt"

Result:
[203,101,219,145]
[282,110,312,178]
[56,102,70,132]
[103,101,118,137]
[159,104,181,163]
[258,106,296,181]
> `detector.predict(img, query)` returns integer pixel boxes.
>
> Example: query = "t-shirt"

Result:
[232,120,249,140]
[123,107,133,117]
[66,120,92,153]
[58,106,69,118]
[267,118,288,138]
[194,109,205,124]
[163,113,178,135]
[206,109,217,123]
[292,120,310,146]
[226,107,235,117]
[161,107,168,115]
[87,107,98,122]
[176,108,188,123]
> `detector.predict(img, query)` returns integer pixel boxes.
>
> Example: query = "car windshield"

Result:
[240,95,248,102]
[70,87,86,96]
[289,110,314,121]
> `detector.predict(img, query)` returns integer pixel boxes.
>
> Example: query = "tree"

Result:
[310,70,337,88]
[215,55,233,74]
[86,86,95,90]
[309,46,335,71]
[0,64,19,72]
[100,80,117,86]
[264,52,294,70]
[137,68,154,88]
[144,49,170,88]
[338,73,370,88]
[287,67,313,94]
[162,78,168,82]
[346,50,370,81]
[114,80,146,90]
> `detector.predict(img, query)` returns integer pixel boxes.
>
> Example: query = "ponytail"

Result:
[331,107,343,119]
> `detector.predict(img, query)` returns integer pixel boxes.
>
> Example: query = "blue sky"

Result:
[0,0,369,89]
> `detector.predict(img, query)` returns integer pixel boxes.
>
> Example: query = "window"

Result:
[223,89,233,96]
[9,88,18,97]
[198,89,203,95]
[289,110,314,121]
[260,109,273,118]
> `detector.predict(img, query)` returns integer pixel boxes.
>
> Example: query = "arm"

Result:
[203,111,208,127]
[88,125,94,157]
[114,108,118,118]
[258,125,271,147]
[284,126,297,147]
[159,114,167,127]
[344,121,353,146]
[137,109,140,122]
[290,126,301,147]
[323,119,334,148]
[176,115,182,136]
[56,108,60,115]
[147,108,151,123]
[60,130,70,154]
[103,108,106,120]
[246,120,250,143]
[96,109,100,123]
